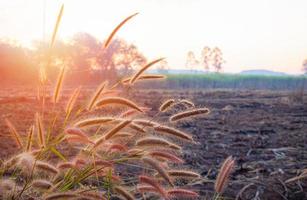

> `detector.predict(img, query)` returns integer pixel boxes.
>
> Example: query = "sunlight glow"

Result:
[0,0,306,74]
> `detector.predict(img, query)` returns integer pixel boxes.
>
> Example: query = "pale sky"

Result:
[0,0,307,74]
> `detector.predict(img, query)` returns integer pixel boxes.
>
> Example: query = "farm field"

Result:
[1,87,306,199]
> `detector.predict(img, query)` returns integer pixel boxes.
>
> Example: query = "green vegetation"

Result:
[140,73,306,90]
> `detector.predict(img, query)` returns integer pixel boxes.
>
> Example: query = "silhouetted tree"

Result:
[201,46,211,72]
[211,47,225,73]
[70,33,146,82]
[185,51,199,72]
[156,59,169,74]
[0,40,35,84]
[303,59,307,75]
[0,33,147,85]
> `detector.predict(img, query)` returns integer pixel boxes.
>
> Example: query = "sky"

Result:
[0,0,307,74]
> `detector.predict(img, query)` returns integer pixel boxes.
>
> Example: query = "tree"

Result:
[70,33,146,82]
[185,51,199,72]
[201,46,211,72]
[0,40,35,84]
[303,59,307,75]
[0,33,147,85]
[156,59,169,74]
[211,47,225,73]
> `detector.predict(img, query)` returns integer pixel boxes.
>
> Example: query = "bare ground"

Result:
[0,88,306,199]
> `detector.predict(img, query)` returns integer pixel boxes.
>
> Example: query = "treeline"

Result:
[138,74,307,91]
[0,33,146,85]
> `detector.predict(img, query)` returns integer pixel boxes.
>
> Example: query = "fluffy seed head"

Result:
[36,113,45,148]
[170,108,210,122]
[44,192,78,200]
[159,99,175,112]
[122,74,166,84]
[142,156,173,186]
[179,99,195,108]
[35,161,59,174]
[215,156,235,194]
[66,135,94,145]
[104,13,138,48]
[65,127,88,138]
[53,66,65,104]
[57,162,75,170]
[65,87,81,114]
[26,125,34,151]
[74,117,114,128]
[0,179,15,192]
[114,186,134,200]
[154,125,194,142]
[136,137,181,150]
[149,151,184,164]
[137,184,158,194]
[133,119,160,127]
[87,81,107,111]
[129,123,146,133]
[139,175,168,199]
[94,120,131,148]
[130,58,165,84]
[95,97,143,112]
[78,191,106,200]
[167,189,199,199]
[16,152,35,176]
[5,118,22,149]
[31,179,53,190]
[166,170,200,179]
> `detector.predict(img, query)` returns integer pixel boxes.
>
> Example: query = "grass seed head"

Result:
[53,66,65,104]
[114,186,134,200]
[5,118,22,149]
[214,156,235,194]
[139,175,168,199]
[87,81,107,111]
[154,125,194,142]
[149,151,184,164]
[130,58,165,84]
[167,189,199,199]
[170,108,210,122]
[16,152,35,176]
[95,97,143,112]
[26,125,34,151]
[31,179,53,190]
[36,161,59,174]
[36,113,45,148]
[122,74,166,84]
[136,137,181,151]
[142,156,174,187]
[179,99,195,108]
[167,170,200,179]
[74,117,114,128]
[44,192,78,200]
[159,99,176,112]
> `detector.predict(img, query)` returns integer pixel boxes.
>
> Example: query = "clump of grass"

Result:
[0,6,234,200]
